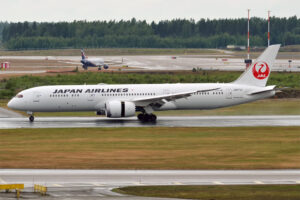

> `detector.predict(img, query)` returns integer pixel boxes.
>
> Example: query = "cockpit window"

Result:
[16,94,23,98]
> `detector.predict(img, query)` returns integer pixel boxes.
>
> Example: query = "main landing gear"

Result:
[137,113,157,123]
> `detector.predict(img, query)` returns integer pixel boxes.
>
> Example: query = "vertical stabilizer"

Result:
[81,49,86,60]
[234,44,280,87]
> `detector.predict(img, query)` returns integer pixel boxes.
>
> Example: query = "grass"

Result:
[0,127,300,169]
[114,185,300,200]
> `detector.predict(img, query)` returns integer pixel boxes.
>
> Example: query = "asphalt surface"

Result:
[0,108,23,118]
[0,115,299,128]
[1,169,300,200]
[1,55,300,72]
[120,55,300,71]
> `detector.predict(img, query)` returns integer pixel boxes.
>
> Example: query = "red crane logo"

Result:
[252,62,270,80]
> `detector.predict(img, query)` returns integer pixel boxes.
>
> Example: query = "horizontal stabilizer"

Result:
[248,85,276,95]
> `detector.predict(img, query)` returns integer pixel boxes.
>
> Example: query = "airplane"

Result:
[8,45,280,123]
[80,49,109,70]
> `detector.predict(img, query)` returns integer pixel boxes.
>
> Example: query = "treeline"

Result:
[2,17,300,49]
[0,22,8,45]
[1,71,299,99]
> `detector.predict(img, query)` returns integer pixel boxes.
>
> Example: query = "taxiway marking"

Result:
[173,182,183,185]
[213,181,224,185]
[52,184,63,187]
[93,183,104,186]
[0,177,7,184]
[254,181,264,184]
[133,182,144,185]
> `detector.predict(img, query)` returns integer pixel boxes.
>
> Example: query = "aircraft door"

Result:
[225,88,232,99]
[33,92,42,103]
[232,88,244,98]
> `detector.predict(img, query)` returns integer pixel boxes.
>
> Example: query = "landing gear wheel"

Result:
[149,114,157,122]
[143,114,150,122]
[137,113,157,123]
[29,115,34,122]
[138,113,144,121]
[98,67,102,70]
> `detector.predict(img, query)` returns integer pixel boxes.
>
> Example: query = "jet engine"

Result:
[105,101,135,118]
[103,64,109,69]
[81,60,88,70]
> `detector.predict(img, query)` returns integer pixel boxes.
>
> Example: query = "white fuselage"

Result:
[8,44,280,121]
[7,83,275,113]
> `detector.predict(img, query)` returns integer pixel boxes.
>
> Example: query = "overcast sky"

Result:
[2,0,299,22]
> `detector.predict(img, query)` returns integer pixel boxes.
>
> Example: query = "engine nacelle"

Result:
[103,64,109,69]
[96,110,106,115]
[105,101,135,118]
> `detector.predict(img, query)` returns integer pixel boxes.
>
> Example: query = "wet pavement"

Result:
[0,115,299,129]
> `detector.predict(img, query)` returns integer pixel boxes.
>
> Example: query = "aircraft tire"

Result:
[29,115,34,122]
[138,114,156,122]
[149,114,157,122]
[143,114,151,122]
[137,113,144,121]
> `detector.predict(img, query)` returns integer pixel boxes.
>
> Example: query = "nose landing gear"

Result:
[137,113,157,123]
[29,115,34,122]
[27,111,34,122]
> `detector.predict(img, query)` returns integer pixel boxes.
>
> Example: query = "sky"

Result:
[1,0,299,22]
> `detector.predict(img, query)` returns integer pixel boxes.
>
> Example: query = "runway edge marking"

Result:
[52,184,63,187]
[213,181,224,185]
[173,182,183,185]
[254,181,264,184]
[133,182,144,185]
[0,177,7,184]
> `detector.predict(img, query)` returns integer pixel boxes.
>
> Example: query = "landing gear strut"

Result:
[29,115,34,122]
[137,113,157,122]
[27,111,34,122]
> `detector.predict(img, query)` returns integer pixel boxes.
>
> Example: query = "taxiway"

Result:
[0,169,300,200]
[1,55,300,74]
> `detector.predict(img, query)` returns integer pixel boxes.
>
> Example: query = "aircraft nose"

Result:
[7,99,17,110]
[7,99,14,108]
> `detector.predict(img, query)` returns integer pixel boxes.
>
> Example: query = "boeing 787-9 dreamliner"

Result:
[8,45,280,122]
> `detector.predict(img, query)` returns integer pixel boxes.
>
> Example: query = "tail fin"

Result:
[234,44,280,87]
[81,49,86,60]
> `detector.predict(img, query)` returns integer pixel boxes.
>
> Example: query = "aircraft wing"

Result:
[132,87,221,107]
